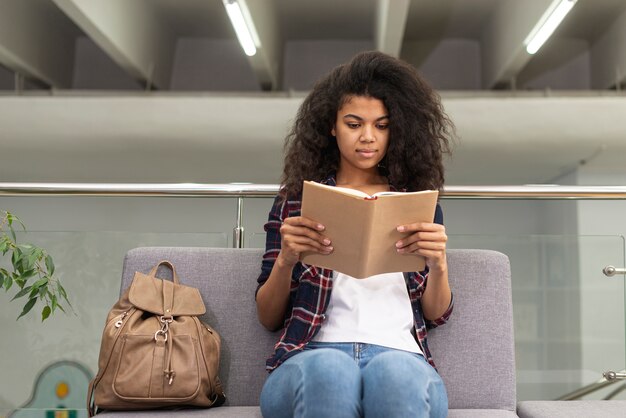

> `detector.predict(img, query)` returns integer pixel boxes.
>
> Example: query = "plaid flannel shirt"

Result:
[256,174,453,372]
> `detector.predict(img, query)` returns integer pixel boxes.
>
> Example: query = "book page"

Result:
[371,189,434,197]
[364,192,439,277]
[300,182,371,276]
[320,184,370,198]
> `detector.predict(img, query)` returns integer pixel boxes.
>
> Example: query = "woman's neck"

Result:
[336,166,384,186]
[335,168,388,194]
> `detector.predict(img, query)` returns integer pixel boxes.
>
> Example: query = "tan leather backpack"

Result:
[87,260,225,416]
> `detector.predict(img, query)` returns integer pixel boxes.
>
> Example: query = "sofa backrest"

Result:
[429,249,516,411]
[121,247,515,410]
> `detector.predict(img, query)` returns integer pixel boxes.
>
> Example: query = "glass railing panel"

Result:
[244,197,281,248]
[577,235,626,400]
[0,231,227,415]
[249,232,267,249]
[449,234,625,401]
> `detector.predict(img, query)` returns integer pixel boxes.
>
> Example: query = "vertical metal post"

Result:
[146,62,154,91]
[14,72,23,94]
[233,196,245,248]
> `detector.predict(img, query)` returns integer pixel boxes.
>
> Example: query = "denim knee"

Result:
[361,351,448,418]
[260,348,362,418]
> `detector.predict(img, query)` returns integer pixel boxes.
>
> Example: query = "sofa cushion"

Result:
[100,407,518,417]
[99,407,262,417]
[517,400,626,418]
[449,410,519,418]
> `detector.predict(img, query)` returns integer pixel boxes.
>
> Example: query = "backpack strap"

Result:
[87,375,100,417]
[148,260,180,284]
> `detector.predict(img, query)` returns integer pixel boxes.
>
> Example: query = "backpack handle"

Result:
[148,260,180,284]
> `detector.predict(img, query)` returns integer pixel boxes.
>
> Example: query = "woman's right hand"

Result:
[277,216,333,267]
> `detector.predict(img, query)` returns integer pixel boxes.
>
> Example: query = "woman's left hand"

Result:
[395,222,447,272]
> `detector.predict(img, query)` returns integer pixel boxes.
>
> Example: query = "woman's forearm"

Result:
[421,262,452,321]
[256,254,294,331]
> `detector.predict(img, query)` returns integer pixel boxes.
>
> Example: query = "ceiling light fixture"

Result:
[524,0,577,55]
[222,0,260,57]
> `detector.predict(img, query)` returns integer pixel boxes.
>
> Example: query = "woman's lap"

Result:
[260,342,448,418]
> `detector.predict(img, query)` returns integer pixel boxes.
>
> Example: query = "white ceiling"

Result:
[1,0,625,91]
[0,1,625,187]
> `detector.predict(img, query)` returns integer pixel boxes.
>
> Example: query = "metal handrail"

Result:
[3,182,626,199]
[0,183,280,197]
[556,370,626,400]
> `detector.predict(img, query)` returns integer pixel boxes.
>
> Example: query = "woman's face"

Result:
[332,95,390,176]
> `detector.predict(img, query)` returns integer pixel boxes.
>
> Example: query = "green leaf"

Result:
[57,304,66,314]
[6,212,17,241]
[57,282,73,310]
[4,276,13,291]
[14,277,25,289]
[41,305,51,321]
[58,283,68,300]
[6,212,25,231]
[21,252,37,272]
[31,248,43,263]
[32,277,49,289]
[45,255,55,275]
[18,269,36,281]
[11,285,32,301]
[51,294,58,312]
[17,297,37,320]
[0,236,9,254]
[11,249,22,269]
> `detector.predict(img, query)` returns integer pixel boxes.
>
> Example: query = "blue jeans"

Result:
[260,341,448,418]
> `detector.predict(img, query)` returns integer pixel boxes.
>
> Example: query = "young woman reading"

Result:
[256,51,455,418]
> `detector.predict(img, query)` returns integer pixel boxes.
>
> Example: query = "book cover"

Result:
[300,181,439,278]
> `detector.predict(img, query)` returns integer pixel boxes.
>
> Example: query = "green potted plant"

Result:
[0,210,71,321]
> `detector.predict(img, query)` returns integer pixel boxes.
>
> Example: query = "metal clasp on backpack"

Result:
[154,329,168,342]
[154,315,173,342]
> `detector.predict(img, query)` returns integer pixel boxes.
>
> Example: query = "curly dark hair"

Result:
[281,50,454,198]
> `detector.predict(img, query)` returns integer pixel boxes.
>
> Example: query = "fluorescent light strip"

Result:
[223,0,258,56]
[525,0,577,55]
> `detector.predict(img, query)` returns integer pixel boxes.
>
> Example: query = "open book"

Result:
[300,181,439,278]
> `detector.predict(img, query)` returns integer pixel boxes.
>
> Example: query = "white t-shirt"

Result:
[311,270,423,354]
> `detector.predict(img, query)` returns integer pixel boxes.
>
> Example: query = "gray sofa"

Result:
[99,247,625,418]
